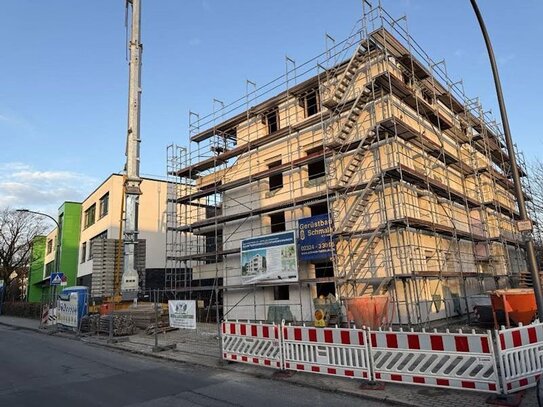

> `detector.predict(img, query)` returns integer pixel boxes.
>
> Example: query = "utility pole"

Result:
[121,0,143,300]
[470,0,543,317]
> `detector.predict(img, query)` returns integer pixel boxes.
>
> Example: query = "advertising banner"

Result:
[298,214,334,261]
[168,300,197,329]
[241,231,298,285]
[58,292,79,328]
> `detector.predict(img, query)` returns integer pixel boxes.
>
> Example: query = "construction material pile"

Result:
[101,314,136,336]
[79,314,135,336]
[112,304,168,329]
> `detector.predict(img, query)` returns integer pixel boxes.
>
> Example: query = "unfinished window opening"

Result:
[308,157,326,181]
[270,212,286,233]
[203,230,223,264]
[268,160,283,192]
[315,261,335,297]
[274,285,290,301]
[310,202,329,216]
[266,110,279,134]
[304,91,320,117]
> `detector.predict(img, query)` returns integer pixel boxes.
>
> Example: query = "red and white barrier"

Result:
[496,321,543,394]
[370,329,500,393]
[220,320,543,396]
[221,321,282,369]
[282,324,371,380]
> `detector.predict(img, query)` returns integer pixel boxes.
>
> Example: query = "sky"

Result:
[1,0,542,218]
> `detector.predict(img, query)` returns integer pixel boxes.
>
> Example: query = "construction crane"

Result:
[121,0,142,300]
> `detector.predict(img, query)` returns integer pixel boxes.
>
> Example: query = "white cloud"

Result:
[0,162,98,218]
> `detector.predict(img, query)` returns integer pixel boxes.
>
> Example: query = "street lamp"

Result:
[469,0,543,317]
[16,209,61,276]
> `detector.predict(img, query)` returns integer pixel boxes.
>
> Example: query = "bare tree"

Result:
[0,209,45,301]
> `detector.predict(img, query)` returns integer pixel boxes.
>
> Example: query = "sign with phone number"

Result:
[298,214,334,261]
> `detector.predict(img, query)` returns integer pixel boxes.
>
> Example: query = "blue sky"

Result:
[1,0,542,216]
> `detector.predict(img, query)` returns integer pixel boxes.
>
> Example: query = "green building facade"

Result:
[27,236,46,302]
[27,202,82,302]
[57,202,82,286]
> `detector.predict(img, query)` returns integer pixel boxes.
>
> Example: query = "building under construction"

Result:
[165,5,536,327]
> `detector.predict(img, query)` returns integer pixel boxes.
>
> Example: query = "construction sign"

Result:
[298,214,334,261]
[168,300,196,330]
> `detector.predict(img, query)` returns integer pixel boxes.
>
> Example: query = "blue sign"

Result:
[298,214,334,261]
[50,272,64,286]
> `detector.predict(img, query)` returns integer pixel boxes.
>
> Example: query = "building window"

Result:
[304,91,320,117]
[84,204,96,229]
[308,157,326,181]
[268,160,283,192]
[270,212,286,233]
[80,242,87,264]
[45,261,55,277]
[46,239,53,255]
[266,110,279,134]
[99,193,109,218]
[274,285,290,301]
[89,230,107,260]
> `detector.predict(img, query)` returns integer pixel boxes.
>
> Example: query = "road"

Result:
[0,325,386,407]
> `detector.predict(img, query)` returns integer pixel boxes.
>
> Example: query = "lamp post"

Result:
[16,209,61,275]
[16,209,62,319]
[469,0,543,317]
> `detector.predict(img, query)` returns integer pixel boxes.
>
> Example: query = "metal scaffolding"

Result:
[164,3,535,328]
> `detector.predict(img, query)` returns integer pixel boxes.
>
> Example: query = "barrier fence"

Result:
[497,322,543,394]
[221,320,543,396]
[283,324,371,380]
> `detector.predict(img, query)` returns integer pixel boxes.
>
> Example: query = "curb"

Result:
[1,319,412,407]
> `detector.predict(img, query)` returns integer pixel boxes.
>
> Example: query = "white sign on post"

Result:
[58,292,79,328]
[168,300,196,330]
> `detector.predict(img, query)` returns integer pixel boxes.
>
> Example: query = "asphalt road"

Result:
[0,325,386,407]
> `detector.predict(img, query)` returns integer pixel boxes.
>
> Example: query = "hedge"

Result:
[1,302,42,319]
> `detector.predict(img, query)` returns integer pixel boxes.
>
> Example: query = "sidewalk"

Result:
[0,316,537,407]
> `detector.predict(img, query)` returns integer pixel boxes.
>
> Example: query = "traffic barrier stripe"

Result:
[282,324,371,380]
[498,322,543,350]
[283,325,365,346]
[370,330,491,354]
[497,321,543,394]
[370,329,499,394]
[221,321,282,369]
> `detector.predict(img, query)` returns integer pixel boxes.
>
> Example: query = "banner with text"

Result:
[58,292,79,328]
[168,300,197,329]
[241,231,298,285]
[298,214,334,261]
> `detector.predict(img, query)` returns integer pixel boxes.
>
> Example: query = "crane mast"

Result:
[121,0,142,300]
